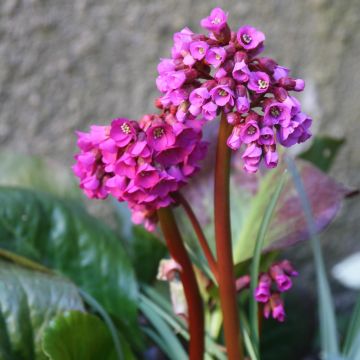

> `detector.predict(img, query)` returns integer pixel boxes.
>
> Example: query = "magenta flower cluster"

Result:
[155,7,312,173]
[73,7,312,229]
[255,260,298,322]
[73,116,207,231]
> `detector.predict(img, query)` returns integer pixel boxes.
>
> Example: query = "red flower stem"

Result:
[158,207,204,360]
[214,112,244,360]
[176,192,219,281]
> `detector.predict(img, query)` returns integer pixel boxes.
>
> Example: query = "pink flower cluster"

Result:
[73,7,313,228]
[155,7,312,173]
[73,115,207,231]
[255,260,298,322]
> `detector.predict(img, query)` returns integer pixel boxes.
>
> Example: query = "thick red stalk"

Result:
[214,113,244,360]
[158,207,204,360]
[176,192,219,281]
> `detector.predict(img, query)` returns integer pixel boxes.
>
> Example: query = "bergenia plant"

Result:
[72,7,339,360]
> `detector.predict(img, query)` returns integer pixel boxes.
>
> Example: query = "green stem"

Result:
[158,207,204,360]
[214,112,244,360]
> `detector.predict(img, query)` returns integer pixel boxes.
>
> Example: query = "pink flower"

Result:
[270,264,292,292]
[269,293,286,322]
[210,85,235,107]
[200,7,228,33]
[146,123,176,151]
[202,101,218,121]
[248,71,270,94]
[134,164,161,189]
[237,25,265,50]
[259,126,275,145]
[189,41,209,60]
[110,118,137,147]
[242,142,262,173]
[264,145,278,168]
[264,102,291,127]
[240,120,260,144]
[232,61,250,83]
[205,47,226,68]
[189,87,210,106]
[227,124,242,150]
[255,273,272,303]
[171,27,194,59]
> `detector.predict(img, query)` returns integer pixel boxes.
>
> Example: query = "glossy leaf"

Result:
[42,310,134,360]
[0,153,79,198]
[0,259,84,360]
[127,226,167,284]
[299,136,345,172]
[0,187,140,347]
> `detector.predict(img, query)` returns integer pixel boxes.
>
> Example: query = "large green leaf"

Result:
[0,153,79,198]
[0,259,84,360]
[0,187,140,346]
[42,311,135,360]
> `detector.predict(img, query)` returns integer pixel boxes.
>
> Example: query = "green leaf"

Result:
[0,259,84,360]
[249,171,287,348]
[299,136,345,172]
[0,153,80,198]
[42,310,129,360]
[0,187,140,348]
[127,226,167,284]
[285,156,339,358]
[139,295,188,360]
[343,296,360,356]
[142,285,227,360]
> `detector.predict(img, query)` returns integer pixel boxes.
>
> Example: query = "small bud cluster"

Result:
[155,7,312,173]
[73,115,207,231]
[255,260,298,322]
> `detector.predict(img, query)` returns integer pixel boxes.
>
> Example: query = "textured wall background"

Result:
[0,0,359,292]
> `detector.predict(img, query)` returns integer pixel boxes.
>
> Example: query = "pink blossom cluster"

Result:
[73,115,208,231]
[155,7,312,173]
[255,260,298,322]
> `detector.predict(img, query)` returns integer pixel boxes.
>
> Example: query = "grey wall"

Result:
[1,0,359,277]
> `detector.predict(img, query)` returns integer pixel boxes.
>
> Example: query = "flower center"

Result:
[153,127,165,139]
[211,17,221,24]
[258,79,268,89]
[262,134,270,139]
[215,54,221,60]
[199,47,205,54]
[121,123,131,134]
[218,89,228,97]
[270,107,280,117]
[247,125,257,135]
[242,33,252,44]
